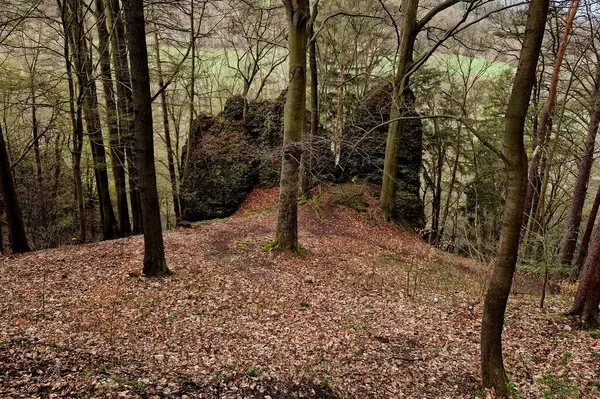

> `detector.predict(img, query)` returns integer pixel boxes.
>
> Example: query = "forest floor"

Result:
[1,184,599,399]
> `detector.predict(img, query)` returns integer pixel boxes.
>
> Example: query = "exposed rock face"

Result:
[341,84,425,229]
[180,94,286,221]
[181,86,424,227]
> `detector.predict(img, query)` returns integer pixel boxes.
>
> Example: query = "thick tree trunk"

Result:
[123,0,169,276]
[107,0,142,234]
[522,0,579,239]
[94,0,131,237]
[154,30,181,220]
[275,0,309,251]
[568,219,600,327]
[573,185,600,276]
[0,125,30,254]
[560,66,600,266]
[380,0,418,220]
[480,0,549,395]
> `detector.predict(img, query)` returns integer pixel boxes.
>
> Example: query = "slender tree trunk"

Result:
[441,123,462,237]
[522,0,579,238]
[275,0,309,251]
[432,118,443,233]
[560,66,600,266]
[58,0,86,242]
[107,0,142,234]
[534,74,575,259]
[69,0,118,240]
[30,77,42,186]
[181,0,196,191]
[524,120,551,250]
[0,124,30,254]
[573,185,600,276]
[568,218,600,327]
[299,10,318,200]
[123,0,169,276]
[52,130,63,199]
[480,0,549,395]
[154,29,181,220]
[94,0,131,237]
[332,83,344,166]
[380,0,418,220]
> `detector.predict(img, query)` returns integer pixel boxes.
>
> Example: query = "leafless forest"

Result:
[1,0,600,398]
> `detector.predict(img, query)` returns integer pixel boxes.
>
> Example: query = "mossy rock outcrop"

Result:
[181,116,258,221]
[181,95,287,221]
[181,92,339,222]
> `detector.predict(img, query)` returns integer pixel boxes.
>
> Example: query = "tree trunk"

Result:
[332,83,344,166]
[560,65,600,266]
[106,0,142,234]
[181,0,196,191]
[94,0,131,237]
[0,124,30,254]
[441,123,462,237]
[480,0,549,395]
[432,117,443,232]
[123,0,169,276]
[154,29,181,220]
[573,185,600,276]
[69,0,118,240]
[30,76,42,186]
[299,11,318,200]
[275,0,309,251]
[522,0,579,239]
[568,218,600,327]
[58,0,86,242]
[380,0,418,220]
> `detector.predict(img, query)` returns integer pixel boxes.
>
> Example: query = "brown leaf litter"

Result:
[1,185,598,398]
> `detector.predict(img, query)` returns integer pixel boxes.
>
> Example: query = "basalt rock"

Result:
[180,93,287,221]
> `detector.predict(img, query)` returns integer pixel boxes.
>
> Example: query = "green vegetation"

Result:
[536,373,578,399]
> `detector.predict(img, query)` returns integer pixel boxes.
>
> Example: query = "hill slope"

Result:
[1,186,598,398]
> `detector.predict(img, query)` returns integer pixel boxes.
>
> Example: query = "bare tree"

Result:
[275,0,309,251]
[0,124,30,253]
[123,0,169,276]
[480,0,549,395]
